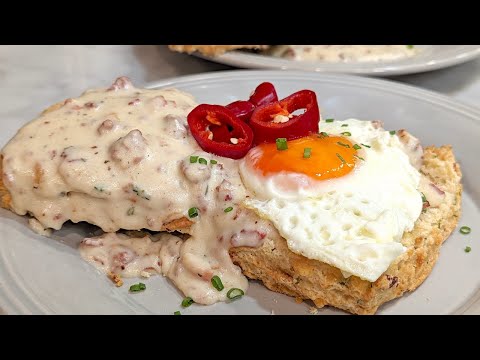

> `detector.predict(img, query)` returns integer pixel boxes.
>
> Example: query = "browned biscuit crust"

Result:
[229,146,462,314]
[168,45,269,56]
[0,156,11,209]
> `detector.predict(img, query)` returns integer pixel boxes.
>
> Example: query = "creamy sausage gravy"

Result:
[1,77,278,304]
[269,45,418,63]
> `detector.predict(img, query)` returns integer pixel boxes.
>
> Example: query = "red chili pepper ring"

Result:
[187,104,254,159]
[249,90,320,144]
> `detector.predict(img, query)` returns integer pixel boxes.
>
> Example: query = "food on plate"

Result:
[169,45,419,63]
[168,45,269,56]
[268,45,418,62]
[0,77,461,314]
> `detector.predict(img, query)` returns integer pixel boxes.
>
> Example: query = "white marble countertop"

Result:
[1,45,479,143]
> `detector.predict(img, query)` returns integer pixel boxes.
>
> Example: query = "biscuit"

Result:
[229,146,462,314]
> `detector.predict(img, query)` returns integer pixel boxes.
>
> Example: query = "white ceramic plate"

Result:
[1,70,480,315]
[194,45,480,76]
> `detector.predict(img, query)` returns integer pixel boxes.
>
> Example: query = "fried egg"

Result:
[240,119,423,282]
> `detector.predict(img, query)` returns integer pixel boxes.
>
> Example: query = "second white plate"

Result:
[195,45,480,76]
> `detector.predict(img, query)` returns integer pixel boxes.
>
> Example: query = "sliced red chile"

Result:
[225,100,255,123]
[187,104,254,159]
[249,89,320,144]
[248,82,279,107]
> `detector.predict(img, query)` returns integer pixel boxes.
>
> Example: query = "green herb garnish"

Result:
[421,192,427,203]
[325,118,334,123]
[210,159,218,165]
[129,282,146,293]
[224,206,233,213]
[132,185,151,200]
[354,155,365,161]
[190,155,199,163]
[341,124,348,127]
[303,148,312,158]
[353,144,361,150]
[389,130,396,135]
[406,45,414,49]
[336,153,346,164]
[276,138,288,151]
[211,275,224,291]
[174,311,181,315]
[319,132,329,138]
[341,132,351,136]
[198,157,208,165]
[182,297,194,308]
[337,142,350,148]
[465,246,472,253]
[460,226,471,235]
[227,288,245,300]
[361,143,371,148]
[188,207,199,218]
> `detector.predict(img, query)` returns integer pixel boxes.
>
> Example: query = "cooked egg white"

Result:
[241,119,423,282]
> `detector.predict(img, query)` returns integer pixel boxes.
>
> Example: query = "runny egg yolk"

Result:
[247,135,358,180]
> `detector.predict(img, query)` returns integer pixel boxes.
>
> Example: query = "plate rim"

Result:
[147,69,480,121]
[192,45,480,76]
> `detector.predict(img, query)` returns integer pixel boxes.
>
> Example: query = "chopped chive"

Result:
[190,155,199,163]
[341,132,351,136]
[188,207,199,218]
[132,185,151,200]
[276,138,288,151]
[325,118,334,123]
[354,155,365,161]
[129,282,146,293]
[353,144,361,150]
[465,246,472,253]
[198,157,208,165]
[303,147,312,158]
[174,311,181,315]
[336,153,346,164]
[460,226,471,235]
[211,275,224,291]
[227,288,245,300]
[341,124,348,127]
[224,206,233,213]
[127,207,135,216]
[210,159,217,165]
[389,130,396,135]
[407,45,414,49]
[361,143,371,148]
[181,297,194,308]
[319,132,329,138]
[337,142,350,148]
[421,192,427,203]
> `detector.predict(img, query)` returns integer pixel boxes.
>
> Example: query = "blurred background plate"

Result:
[194,45,480,76]
[1,70,480,314]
